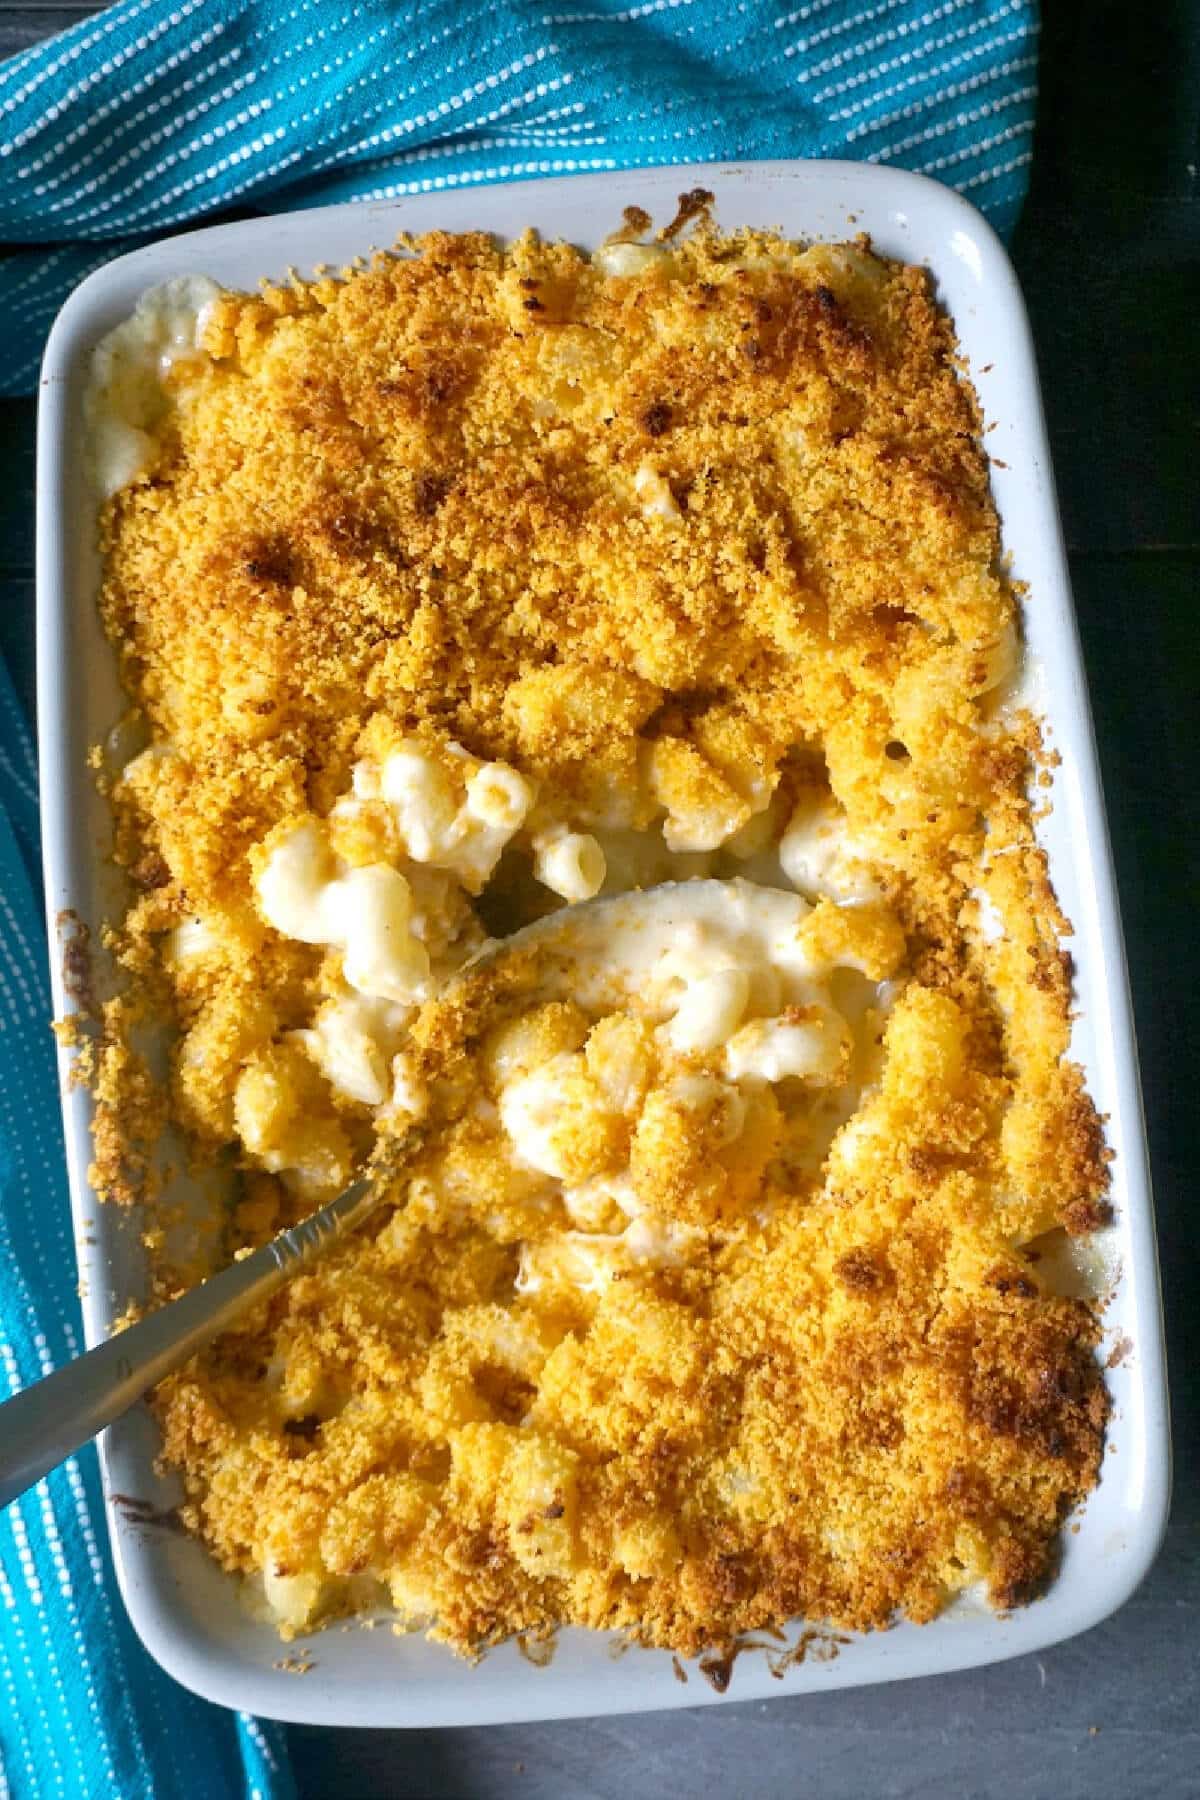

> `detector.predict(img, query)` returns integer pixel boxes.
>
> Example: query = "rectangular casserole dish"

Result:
[35,158,1170,1726]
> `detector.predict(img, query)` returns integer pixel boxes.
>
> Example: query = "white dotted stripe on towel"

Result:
[33,43,245,208]
[0,1552,47,1796]
[831,22,1032,119]
[863,80,1035,164]
[811,7,1023,103]
[907,113,1034,177]
[1,0,208,148]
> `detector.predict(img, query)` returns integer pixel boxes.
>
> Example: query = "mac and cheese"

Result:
[81,217,1110,1660]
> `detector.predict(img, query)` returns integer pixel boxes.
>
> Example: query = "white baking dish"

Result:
[36,160,1170,1726]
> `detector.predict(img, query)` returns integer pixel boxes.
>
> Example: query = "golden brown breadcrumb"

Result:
[82,219,1109,1657]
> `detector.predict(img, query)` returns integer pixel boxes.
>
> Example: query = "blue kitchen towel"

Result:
[0,651,296,1797]
[0,2,1040,1795]
[0,0,1040,395]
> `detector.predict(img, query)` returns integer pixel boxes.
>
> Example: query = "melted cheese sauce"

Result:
[85,275,221,498]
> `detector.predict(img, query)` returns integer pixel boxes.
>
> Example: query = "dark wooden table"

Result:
[2,2,1197,1794]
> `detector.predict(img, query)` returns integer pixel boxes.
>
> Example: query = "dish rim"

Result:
[35,157,1171,1727]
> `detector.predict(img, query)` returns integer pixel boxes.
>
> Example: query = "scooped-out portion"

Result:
[78,214,1110,1656]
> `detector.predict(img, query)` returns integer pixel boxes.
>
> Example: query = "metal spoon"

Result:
[0,879,807,1510]
[0,1171,385,1511]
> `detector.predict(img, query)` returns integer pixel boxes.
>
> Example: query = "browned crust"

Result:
[87,222,1109,1657]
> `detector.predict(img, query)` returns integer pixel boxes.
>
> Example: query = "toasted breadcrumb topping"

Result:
[83,222,1108,1656]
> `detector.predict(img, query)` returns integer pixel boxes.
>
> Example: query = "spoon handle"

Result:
[0,1175,379,1512]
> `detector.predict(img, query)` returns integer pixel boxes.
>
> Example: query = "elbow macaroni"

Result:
[532,827,606,903]
[369,742,533,891]
[668,968,750,1055]
[593,241,668,279]
[256,820,432,1005]
[633,462,682,522]
[647,737,753,853]
[293,993,411,1109]
[724,1008,850,1087]
[779,793,883,906]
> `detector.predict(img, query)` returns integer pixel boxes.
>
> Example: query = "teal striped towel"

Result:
[0,3,1039,1796]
